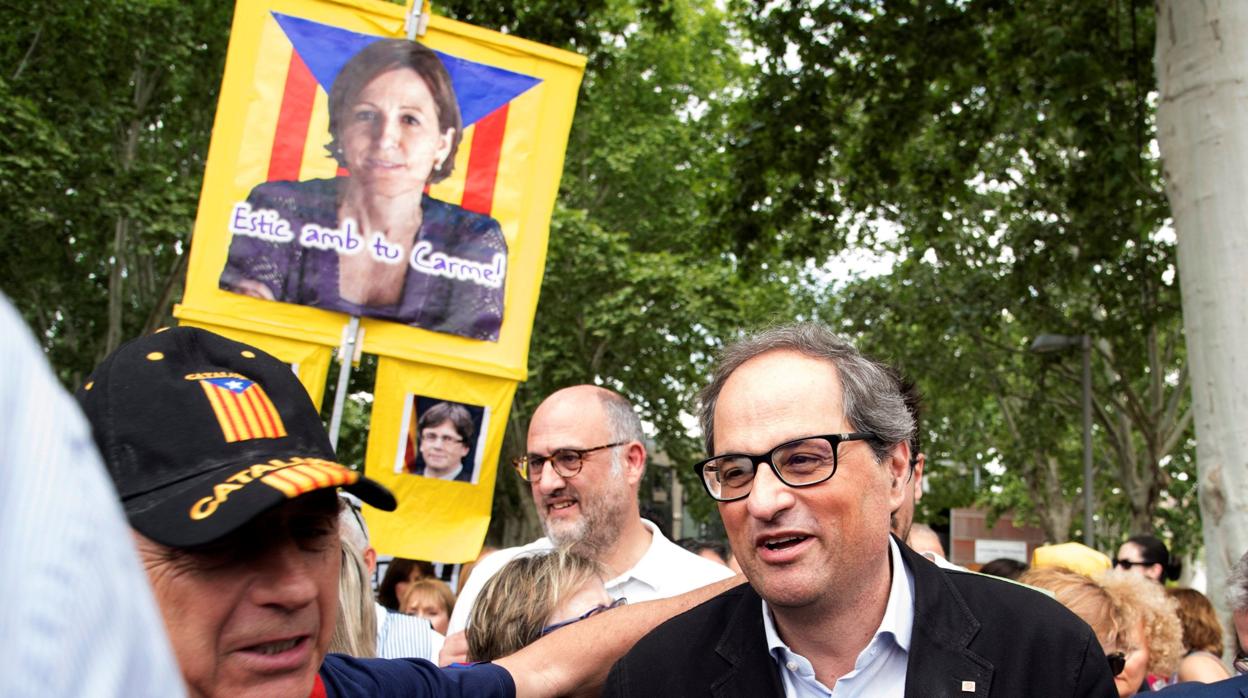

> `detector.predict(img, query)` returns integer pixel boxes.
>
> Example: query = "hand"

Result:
[232,278,275,301]
[439,630,469,666]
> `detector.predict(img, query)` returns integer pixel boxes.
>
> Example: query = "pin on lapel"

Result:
[960,680,976,692]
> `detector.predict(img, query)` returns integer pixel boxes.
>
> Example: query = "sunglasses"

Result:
[1112,559,1155,570]
[1106,651,1126,676]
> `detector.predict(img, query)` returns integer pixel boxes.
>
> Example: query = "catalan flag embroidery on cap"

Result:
[197,374,287,442]
[260,458,358,499]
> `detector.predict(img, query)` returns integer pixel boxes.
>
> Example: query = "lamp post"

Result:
[1030,333,1094,547]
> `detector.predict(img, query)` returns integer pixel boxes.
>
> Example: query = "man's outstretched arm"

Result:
[495,575,745,697]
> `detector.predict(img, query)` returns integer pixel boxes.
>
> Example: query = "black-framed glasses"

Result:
[512,442,626,482]
[693,432,877,502]
[1112,559,1155,570]
[1106,651,1126,676]
[538,597,627,636]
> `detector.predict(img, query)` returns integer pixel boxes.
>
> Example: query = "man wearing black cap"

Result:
[78,327,737,697]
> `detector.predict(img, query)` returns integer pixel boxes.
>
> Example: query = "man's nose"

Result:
[249,538,322,611]
[535,459,567,495]
[745,463,795,522]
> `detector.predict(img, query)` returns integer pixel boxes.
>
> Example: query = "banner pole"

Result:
[405,0,431,39]
[327,315,361,450]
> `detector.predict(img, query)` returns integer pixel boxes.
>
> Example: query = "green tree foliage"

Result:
[726,0,1197,549]
[0,1,232,382]
[434,0,811,544]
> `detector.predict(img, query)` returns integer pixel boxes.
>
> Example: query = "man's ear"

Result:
[912,453,926,503]
[886,442,911,504]
[624,441,647,486]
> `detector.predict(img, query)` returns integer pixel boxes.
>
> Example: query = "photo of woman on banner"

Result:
[401,398,484,483]
[219,38,507,342]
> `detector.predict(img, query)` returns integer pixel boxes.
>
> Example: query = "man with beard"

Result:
[447,385,732,635]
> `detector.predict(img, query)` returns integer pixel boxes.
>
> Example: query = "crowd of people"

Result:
[6,297,1248,697]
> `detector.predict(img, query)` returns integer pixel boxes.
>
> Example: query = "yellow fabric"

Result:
[1031,542,1113,576]
[362,356,516,563]
[176,0,586,379]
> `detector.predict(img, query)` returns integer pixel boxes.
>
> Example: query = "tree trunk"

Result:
[105,57,159,355]
[1155,0,1248,656]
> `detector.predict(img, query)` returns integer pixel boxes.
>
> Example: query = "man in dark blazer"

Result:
[605,323,1116,697]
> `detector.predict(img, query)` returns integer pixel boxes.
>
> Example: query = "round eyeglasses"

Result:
[693,432,877,502]
[512,442,626,482]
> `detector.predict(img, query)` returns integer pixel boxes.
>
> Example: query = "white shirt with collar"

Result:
[448,518,733,633]
[763,537,915,697]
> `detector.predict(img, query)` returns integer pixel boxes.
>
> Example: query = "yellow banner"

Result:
[175,0,585,381]
[175,320,333,408]
[363,356,516,562]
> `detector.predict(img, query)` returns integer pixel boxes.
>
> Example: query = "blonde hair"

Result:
[1099,570,1184,677]
[401,577,456,618]
[467,548,603,662]
[330,536,378,657]
[1021,567,1126,647]
[1167,587,1225,655]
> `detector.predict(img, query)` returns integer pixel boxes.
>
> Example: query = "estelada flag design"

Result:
[246,12,542,217]
[198,376,288,442]
[259,458,358,499]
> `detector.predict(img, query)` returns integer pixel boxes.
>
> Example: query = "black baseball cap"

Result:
[76,326,395,548]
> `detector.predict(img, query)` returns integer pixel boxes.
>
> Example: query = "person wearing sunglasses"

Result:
[447,385,732,639]
[605,323,1116,697]
[1115,534,1183,584]
[1022,567,1184,697]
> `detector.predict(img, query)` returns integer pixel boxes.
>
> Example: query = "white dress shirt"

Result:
[374,602,445,660]
[449,518,733,633]
[763,537,915,697]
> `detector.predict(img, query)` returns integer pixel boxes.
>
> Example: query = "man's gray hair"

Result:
[338,493,369,553]
[697,323,915,461]
[600,389,645,444]
[1227,549,1248,613]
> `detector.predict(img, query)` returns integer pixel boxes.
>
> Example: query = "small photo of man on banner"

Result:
[395,395,487,484]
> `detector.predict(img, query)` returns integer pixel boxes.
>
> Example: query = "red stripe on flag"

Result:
[225,389,257,440]
[268,51,318,182]
[460,104,509,215]
[210,384,247,442]
[244,388,278,437]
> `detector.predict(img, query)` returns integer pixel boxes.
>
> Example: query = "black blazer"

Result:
[604,541,1117,697]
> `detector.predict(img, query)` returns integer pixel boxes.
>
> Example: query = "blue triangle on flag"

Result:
[273,12,542,127]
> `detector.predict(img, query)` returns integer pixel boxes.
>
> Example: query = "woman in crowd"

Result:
[1098,570,1184,693]
[1116,534,1183,584]
[1167,587,1232,683]
[467,548,618,662]
[1021,567,1182,697]
[220,38,507,341]
[401,577,456,635]
[377,557,436,610]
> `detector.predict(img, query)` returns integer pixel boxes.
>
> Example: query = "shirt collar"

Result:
[603,518,665,589]
[762,537,915,655]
